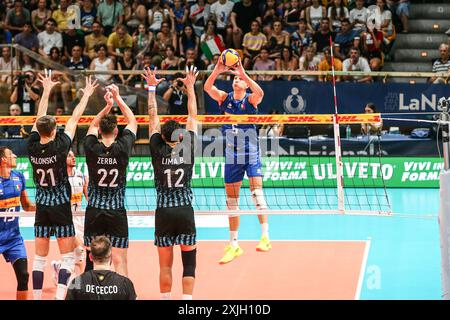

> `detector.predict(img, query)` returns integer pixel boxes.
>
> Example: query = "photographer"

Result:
[0,104,29,138]
[163,73,188,115]
[10,70,41,115]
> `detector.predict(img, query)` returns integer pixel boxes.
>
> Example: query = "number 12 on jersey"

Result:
[164,168,184,188]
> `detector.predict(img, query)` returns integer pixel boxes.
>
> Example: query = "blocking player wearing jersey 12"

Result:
[204,56,271,264]
[83,84,137,277]
[51,150,89,286]
[27,70,98,300]
[0,146,35,300]
[143,65,198,300]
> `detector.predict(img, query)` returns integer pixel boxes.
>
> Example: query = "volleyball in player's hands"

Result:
[142,66,165,86]
[220,49,240,68]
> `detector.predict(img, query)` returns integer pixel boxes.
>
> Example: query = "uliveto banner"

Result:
[204,81,450,119]
[16,157,443,188]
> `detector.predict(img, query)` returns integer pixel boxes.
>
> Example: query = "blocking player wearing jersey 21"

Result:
[204,56,271,265]
[28,70,98,300]
[0,146,35,300]
[83,85,137,277]
[143,65,198,300]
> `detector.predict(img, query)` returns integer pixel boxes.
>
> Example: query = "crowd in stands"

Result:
[3,0,449,117]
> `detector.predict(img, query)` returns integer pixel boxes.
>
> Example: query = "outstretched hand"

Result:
[37,68,60,91]
[104,91,114,108]
[141,67,165,87]
[176,65,199,89]
[106,84,120,99]
[80,76,99,97]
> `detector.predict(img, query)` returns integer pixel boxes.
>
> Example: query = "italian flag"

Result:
[201,36,226,61]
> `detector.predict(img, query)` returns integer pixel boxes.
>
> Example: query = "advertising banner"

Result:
[16,157,443,188]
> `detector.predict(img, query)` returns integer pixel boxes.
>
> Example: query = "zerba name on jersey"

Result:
[97,157,118,165]
[30,155,57,165]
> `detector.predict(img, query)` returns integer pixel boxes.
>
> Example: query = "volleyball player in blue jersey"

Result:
[0,146,35,299]
[205,59,271,264]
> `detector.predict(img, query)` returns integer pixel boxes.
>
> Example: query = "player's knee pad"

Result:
[13,258,29,291]
[60,252,75,273]
[74,245,85,264]
[226,197,240,217]
[32,255,47,272]
[181,249,196,278]
[251,189,267,210]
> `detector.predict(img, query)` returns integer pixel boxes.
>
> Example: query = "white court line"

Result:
[354,238,372,300]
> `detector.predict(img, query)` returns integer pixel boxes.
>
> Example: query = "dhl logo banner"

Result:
[0,197,20,209]
[0,114,381,126]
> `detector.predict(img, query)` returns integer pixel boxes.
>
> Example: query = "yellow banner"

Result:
[0,197,20,209]
[0,114,381,126]
[71,193,82,204]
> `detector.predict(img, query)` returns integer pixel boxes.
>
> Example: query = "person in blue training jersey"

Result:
[0,146,35,299]
[204,57,271,265]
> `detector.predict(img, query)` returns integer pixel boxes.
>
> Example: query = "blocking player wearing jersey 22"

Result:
[27,70,98,300]
[83,84,137,277]
[204,56,271,265]
[143,65,198,300]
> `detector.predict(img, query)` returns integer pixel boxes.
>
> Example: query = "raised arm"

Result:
[203,60,228,105]
[86,91,114,137]
[65,76,99,140]
[142,67,165,136]
[177,65,199,133]
[108,84,138,135]
[231,62,264,107]
[32,69,60,132]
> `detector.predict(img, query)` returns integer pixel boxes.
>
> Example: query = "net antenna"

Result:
[329,36,345,213]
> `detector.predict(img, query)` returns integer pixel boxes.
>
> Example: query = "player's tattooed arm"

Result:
[32,69,60,132]
[176,65,199,133]
[108,84,138,136]
[66,76,99,140]
[142,67,165,136]
[86,91,114,137]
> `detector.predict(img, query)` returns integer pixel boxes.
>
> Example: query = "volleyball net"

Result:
[0,113,391,217]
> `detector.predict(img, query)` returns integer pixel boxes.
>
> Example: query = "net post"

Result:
[329,36,345,213]
[439,98,450,299]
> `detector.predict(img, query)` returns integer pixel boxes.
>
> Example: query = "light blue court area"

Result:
[19,188,441,299]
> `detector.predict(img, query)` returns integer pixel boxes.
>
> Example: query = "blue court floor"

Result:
[19,188,441,299]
